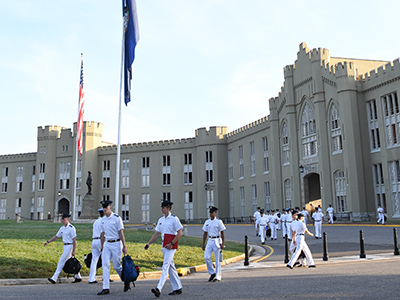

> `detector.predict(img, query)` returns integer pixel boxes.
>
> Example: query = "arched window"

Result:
[282,122,290,165]
[301,103,317,158]
[334,170,347,212]
[330,104,343,154]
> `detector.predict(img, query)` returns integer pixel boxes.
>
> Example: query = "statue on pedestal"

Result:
[86,171,92,194]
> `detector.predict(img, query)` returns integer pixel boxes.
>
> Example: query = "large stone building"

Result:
[1,42,400,223]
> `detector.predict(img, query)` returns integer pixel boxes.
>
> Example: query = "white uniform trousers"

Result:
[282,223,288,238]
[204,238,222,280]
[288,235,314,267]
[157,247,182,292]
[50,244,81,281]
[102,241,122,289]
[269,223,277,239]
[328,213,334,224]
[258,225,267,243]
[289,239,304,265]
[314,221,322,238]
[377,213,385,224]
[89,239,102,282]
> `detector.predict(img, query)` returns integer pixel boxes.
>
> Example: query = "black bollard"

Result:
[359,230,366,258]
[284,234,289,263]
[394,228,400,255]
[244,235,249,266]
[323,232,329,261]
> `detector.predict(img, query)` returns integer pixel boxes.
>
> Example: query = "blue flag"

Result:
[123,0,139,105]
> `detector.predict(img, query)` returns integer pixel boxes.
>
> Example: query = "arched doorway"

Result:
[303,173,321,211]
[58,198,70,214]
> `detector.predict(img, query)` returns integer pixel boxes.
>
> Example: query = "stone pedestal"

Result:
[79,193,98,220]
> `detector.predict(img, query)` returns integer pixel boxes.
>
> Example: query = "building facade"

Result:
[1,42,400,223]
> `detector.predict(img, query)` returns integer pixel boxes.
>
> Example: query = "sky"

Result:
[1,0,400,155]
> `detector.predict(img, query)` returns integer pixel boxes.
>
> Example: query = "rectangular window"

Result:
[0,199,6,220]
[228,149,233,181]
[250,141,256,176]
[141,193,150,222]
[264,182,271,211]
[122,158,130,189]
[262,137,269,173]
[382,92,400,148]
[102,160,111,189]
[162,155,171,186]
[121,194,129,221]
[162,192,171,201]
[59,162,70,190]
[334,171,347,212]
[389,160,400,216]
[38,163,45,191]
[142,157,150,187]
[284,179,292,209]
[239,146,244,179]
[76,160,82,189]
[16,166,23,193]
[367,100,381,151]
[205,151,213,183]
[1,167,8,193]
[372,164,386,212]
[183,153,193,185]
[184,191,193,221]
[251,184,257,212]
[229,188,234,218]
[240,187,245,217]
[206,189,214,217]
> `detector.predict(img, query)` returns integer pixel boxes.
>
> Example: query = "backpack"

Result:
[121,254,140,285]
[63,256,82,276]
[84,252,102,269]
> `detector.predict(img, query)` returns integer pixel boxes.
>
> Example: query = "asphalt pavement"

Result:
[1,223,400,299]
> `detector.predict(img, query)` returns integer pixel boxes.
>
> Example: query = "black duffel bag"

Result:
[84,252,102,269]
[63,256,82,275]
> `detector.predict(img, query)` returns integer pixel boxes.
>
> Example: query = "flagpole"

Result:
[73,53,83,221]
[115,26,125,215]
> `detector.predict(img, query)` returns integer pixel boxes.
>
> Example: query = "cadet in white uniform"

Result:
[286,209,293,241]
[44,213,82,284]
[97,200,128,295]
[301,207,309,225]
[202,206,226,282]
[326,205,334,224]
[312,209,324,239]
[377,205,385,224]
[276,209,282,231]
[269,210,278,240]
[256,209,269,244]
[281,210,288,239]
[287,213,315,269]
[253,207,261,236]
[145,200,183,298]
[88,208,104,284]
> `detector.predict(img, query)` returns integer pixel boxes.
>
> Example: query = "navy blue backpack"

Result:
[121,254,139,285]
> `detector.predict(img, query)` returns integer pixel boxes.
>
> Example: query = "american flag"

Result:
[77,56,84,155]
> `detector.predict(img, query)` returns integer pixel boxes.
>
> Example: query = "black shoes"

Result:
[89,281,98,284]
[48,278,56,284]
[152,288,161,298]
[208,273,216,282]
[97,289,110,295]
[212,278,220,282]
[72,278,82,283]
[286,264,293,269]
[309,265,316,268]
[168,289,182,295]
[124,281,131,292]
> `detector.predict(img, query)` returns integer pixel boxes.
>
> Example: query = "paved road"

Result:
[2,223,400,299]
[2,256,400,299]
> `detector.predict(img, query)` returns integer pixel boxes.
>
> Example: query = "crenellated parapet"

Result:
[37,125,65,141]
[335,61,357,79]
[98,137,196,152]
[227,117,269,138]
[359,59,400,93]
[0,152,37,162]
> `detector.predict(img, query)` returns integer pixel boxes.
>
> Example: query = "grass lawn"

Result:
[0,220,244,279]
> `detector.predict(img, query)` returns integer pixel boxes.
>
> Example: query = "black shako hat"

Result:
[100,200,113,208]
[161,199,173,207]
[209,206,218,213]
[61,213,71,219]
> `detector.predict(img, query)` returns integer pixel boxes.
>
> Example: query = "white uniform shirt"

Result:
[253,211,261,221]
[301,210,309,218]
[377,207,384,214]
[101,213,124,241]
[155,213,183,242]
[92,217,103,239]
[256,215,269,227]
[56,223,77,244]
[202,218,226,237]
[312,211,324,221]
[292,219,307,235]
[327,207,334,214]
[270,214,279,224]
